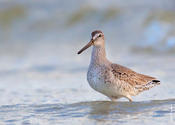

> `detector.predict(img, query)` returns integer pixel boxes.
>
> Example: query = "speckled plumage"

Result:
[78,30,160,102]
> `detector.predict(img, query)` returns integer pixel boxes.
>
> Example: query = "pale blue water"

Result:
[0,100,175,125]
[0,0,175,124]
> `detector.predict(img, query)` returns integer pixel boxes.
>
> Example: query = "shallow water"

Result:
[0,99,175,124]
[0,0,175,125]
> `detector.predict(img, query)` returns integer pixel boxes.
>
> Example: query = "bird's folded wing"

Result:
[111,63,160,87]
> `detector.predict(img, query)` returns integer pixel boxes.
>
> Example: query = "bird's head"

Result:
[77,30,104,54]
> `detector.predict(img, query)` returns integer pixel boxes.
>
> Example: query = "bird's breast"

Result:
[87,66,105,91]
[87,65,130,97]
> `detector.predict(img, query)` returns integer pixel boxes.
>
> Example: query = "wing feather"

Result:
[111,63,160,93]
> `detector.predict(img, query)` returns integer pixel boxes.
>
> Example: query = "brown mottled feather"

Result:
[111,64,160,90]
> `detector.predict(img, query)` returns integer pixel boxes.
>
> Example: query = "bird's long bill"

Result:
[77,40,93,54]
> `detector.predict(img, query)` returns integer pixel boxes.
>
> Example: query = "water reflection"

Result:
[0,99,175,124]
[64,99,175,121]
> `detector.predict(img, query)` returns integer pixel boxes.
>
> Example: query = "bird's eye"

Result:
[98,34,102,37]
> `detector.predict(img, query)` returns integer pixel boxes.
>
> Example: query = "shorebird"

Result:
[77,30,160,102]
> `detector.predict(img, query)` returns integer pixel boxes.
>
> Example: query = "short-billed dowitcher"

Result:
[77,30,160,102]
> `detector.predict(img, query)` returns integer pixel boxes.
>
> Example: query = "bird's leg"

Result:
[110,98,117,102]
[109,96,119,102]
[125,95,133,102]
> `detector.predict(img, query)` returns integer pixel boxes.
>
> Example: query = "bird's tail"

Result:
[135,80,160,93]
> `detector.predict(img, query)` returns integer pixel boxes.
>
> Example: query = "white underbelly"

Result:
[87,69,122,97]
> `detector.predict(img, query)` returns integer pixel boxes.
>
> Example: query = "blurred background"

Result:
[0,0,175,124]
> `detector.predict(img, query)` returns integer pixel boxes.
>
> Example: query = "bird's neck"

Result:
[90,46,108,66]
